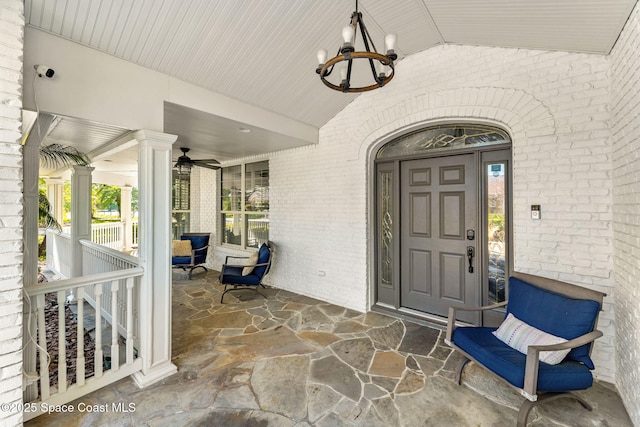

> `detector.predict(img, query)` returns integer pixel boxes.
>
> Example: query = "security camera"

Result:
[34,65,54,78]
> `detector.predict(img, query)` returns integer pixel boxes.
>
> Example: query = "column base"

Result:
[131,361,178,388]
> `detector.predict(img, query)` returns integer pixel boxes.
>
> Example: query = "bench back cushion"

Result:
[506,276,601,368]
[252,243,271,278]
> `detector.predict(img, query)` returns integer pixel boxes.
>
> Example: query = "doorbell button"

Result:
[531,205,541,220]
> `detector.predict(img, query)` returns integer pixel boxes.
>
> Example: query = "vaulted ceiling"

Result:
[24,0,638,175]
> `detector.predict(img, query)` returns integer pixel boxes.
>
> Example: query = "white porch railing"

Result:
[52,220,139,264]
[80,240,140,343]
[46,230,72,278]
[90,222,124,249]
[60,220,139,252]
[131,220,139,247]
[23,265,143,421]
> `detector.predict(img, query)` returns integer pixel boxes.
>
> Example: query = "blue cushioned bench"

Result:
[445,272,606,426]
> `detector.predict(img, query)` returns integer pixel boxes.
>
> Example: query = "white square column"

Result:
[120,185,133,251]
[132,130,178,387]
[45,177,65,225]
[70,165,94,278]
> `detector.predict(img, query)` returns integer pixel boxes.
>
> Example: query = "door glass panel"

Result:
[487,163,506,304]
[377,124,510,159]
[380,171,393,286]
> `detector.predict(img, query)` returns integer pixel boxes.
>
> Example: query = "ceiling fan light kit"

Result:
[316,0,397,93]
[174,147,220,176]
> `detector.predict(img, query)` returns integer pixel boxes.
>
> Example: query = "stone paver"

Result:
[26,270,634,427]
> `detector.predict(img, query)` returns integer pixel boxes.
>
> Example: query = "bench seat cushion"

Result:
[172,255,193,266]
[220,266,261,286]
[453,327,593,392]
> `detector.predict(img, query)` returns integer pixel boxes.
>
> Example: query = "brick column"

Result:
[1,2,25,425]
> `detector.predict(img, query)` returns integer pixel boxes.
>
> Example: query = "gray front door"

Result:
[400,154,479,323]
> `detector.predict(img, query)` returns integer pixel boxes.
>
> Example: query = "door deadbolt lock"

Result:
[467,229,475,240]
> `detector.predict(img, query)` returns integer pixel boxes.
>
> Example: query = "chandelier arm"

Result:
[368,57,381,85]
[321,47,343,78]
[344,58,354,92]
[358,14,379,54]
[355,13,382,84]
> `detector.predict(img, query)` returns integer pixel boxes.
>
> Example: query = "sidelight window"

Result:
[486,162,508,304]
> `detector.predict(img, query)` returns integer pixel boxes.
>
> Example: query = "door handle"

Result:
[467,246,475,273]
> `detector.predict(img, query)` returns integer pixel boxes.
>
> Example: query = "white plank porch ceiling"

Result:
[24,0,637,166]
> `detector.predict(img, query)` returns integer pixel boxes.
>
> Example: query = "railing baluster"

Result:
[76,287,85,386]
[25,249,142,414]
[94,283,103,378]
[36,294,50,400]
[126,277,134,364]
[110,280,120,371]
[57,290,67,393]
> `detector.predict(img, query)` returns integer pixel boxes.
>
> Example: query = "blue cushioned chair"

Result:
[219,241,274,303]
[172,233,211,279]
[445,272,606,427]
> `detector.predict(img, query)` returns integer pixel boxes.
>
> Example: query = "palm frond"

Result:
[39,144,90,168]
[39,192,62,231]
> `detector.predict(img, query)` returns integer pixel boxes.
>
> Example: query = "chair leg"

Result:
[517,392,592,427]
[221,285,229,303]
[455,356,471,385]
[188,265,208,279]
[220,285,266,303]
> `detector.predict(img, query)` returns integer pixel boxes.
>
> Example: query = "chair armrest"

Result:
[522,330,604,400]
[221,263,248,269]
[224,255,249,264]
[192,245,209,254]
[445,301,507,343]
[221,261,270,270]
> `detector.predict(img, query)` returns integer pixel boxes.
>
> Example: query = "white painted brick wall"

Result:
[0,1,24,426]
[189,167,216,267]
[244,45,617,382]
[195,45,619,382]
[611,1,640,424]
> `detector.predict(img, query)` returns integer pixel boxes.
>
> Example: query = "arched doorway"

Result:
[372,123,512,326]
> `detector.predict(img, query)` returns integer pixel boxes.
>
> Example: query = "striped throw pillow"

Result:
[493,313,570,365]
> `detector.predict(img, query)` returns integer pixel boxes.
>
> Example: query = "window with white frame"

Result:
[172,170,190,239]
[220,160,269,248]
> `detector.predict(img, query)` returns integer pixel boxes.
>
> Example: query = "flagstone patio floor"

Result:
[26,270,632,426]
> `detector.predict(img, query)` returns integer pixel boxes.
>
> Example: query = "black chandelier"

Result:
[316,0,397,93]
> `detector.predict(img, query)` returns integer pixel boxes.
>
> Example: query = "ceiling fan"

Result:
[173,147,220,174]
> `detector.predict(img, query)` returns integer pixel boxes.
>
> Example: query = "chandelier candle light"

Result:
[316,0,397,93]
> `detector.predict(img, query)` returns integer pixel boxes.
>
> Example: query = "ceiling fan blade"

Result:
[193,158,220,164]
[194,163,220,170]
